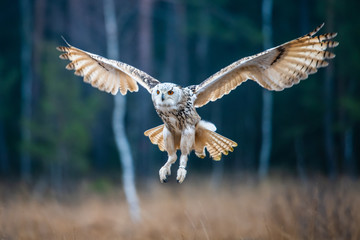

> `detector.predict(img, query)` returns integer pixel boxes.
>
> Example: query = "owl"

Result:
[57,23,338,183]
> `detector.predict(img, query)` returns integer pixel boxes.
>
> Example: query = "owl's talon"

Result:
[159,165,171,183]
[176,167,187,184]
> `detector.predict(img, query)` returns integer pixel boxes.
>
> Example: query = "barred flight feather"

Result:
[57,43,160,95]
[193,23,338,108]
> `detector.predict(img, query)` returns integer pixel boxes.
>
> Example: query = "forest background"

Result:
[0,0,359,238]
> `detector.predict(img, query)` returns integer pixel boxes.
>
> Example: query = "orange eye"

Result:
[168,90,174,95]
[156,90,160,95]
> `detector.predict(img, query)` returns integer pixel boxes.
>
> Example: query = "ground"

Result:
[0,176,359,240]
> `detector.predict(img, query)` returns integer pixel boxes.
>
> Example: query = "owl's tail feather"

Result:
[144,120,237,161]
[194,121,238,161]
[144,125,166,151]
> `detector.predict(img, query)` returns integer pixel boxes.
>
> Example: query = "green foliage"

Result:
[28,42,102,175]
[0,59,19,120]
[89,178,114,194]
[340,96,360,123]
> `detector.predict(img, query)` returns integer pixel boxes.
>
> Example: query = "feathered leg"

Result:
[159,126,177,183]
[177,126,195,183]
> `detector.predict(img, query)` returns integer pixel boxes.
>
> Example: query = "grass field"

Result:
[0,177,359,240]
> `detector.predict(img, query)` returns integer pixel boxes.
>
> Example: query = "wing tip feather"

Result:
[308,23,325,36]
[61,36,71,47]
[56,46,67,52]
[59,53,70,60]
[331,41,339,48]
[65,62,75,70]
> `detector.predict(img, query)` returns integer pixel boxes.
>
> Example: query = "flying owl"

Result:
[57,23,338,183]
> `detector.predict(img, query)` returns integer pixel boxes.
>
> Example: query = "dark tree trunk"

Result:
[344,128,356,177]
[295,137,307,184]
[136,0,154,179]
[295,0,309,183]
[324,0,337,179]
[258,0,273,180]
[162,1,189,85]
[195,3,210,81]
[174,1,189,86]
[19,0,33,182]
[32,0,46,104]
[162,2,176,83]
[0,122,9,174]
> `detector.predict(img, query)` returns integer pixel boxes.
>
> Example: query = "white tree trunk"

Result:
[258,0,273,180]
[19,0,33,182]
[103,0,141,222]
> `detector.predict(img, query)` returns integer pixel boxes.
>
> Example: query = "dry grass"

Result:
[0,177,359,240]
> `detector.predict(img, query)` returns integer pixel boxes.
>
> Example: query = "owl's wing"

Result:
[192,23,338,108]
[57,42,160,95]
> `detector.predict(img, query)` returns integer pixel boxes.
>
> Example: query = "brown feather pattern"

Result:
[144,125,166,152]
[57,45,160,95]
[144,123,237,161]
[193,23,338,108]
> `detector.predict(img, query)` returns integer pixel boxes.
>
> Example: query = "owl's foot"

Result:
[176,166,187,184]
[159,165,171,183]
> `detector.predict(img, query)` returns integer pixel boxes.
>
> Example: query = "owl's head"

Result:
[152,83,182,108]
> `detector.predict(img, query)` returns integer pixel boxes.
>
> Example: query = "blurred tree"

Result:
[0,60,18,175]
[103,0,141,222]
[162,2,176,83]
[29,44,98,190]
[135,0,155,179]
[0,124,8,174]
[258,0,273,180]
[195,1,210,81]
[162,1,189,85]
[295,0,310,183]
[332,0,360,177]
[323,0,337,179]
[33,0,46,103]
[175,1,189,86]
[19,0,33,182]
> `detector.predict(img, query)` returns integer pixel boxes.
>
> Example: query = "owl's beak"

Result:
[161,93,165,101]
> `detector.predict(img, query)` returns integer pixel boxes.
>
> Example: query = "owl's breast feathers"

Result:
[155,88,200,133]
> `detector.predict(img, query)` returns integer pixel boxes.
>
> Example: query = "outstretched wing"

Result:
[192,23,338,108]
[57,41,160,95]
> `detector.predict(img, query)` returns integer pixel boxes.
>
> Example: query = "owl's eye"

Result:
[168,90,174,95]
[156,90,160,95]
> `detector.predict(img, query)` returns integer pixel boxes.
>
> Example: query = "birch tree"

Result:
[104,0,141,222]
